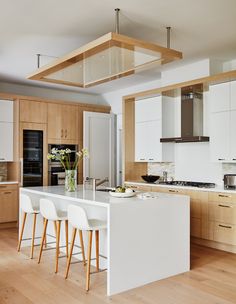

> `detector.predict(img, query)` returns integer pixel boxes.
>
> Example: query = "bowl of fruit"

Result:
[109,186,136,198]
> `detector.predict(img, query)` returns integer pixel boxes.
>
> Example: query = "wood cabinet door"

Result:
[61,105,77,141]
[47,103,63,142]
[20,100,47,123]
[0,189,18,223]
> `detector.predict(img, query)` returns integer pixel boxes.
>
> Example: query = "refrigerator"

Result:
[23,130,43,187]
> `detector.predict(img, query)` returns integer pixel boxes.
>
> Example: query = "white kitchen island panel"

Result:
[108,194,190,295]
[20,186,190,296]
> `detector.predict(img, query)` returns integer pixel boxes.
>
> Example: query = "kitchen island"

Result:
[20,186,190,296]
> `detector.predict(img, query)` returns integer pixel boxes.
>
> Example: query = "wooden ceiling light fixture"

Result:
[28,9,183,88]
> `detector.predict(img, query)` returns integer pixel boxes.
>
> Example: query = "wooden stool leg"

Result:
[79,230,86,266]
[17,212,27,252]
[54,221,57,236]
[43,218,47,248]
[65,228,77,279]
[65,220,69,258]
[38,219,48,264]
[55,220,61,273]
[95,230,99,271]
[30,213,37,259]
[86,230,93,291]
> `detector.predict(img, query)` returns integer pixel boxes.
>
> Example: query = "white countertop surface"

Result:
[0,181,18,185]
[21,185,189,208]
[125,181,236,194]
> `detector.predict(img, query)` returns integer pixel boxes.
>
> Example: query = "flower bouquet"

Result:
[47,148,88,192]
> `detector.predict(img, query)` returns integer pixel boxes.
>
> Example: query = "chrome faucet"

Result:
[163,171,168,182]
[85,177,109,191]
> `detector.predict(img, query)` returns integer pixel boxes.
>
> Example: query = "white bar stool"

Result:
[38,198,69,273]
[17,193,45,259]
[65,204,107,291]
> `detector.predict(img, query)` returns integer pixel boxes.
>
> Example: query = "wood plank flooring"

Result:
[0,228,236,304]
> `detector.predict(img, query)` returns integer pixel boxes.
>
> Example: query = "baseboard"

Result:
[191,237,236,254]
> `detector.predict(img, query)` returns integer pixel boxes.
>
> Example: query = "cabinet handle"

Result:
[169,189,178,193]
[61,129,64,138]
[149,158,154,161]
[65,129,67,138]
[0,158,5,160]
[232,159,236,161]
[219,224,232,229]
[218,204,231,208]
[218,194,230,198]
[0,186,7,189]
[218,158,225,161]
[139,158,145,161]
[4,191,12,195]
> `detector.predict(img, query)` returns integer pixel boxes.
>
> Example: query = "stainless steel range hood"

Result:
[160,84,209,143]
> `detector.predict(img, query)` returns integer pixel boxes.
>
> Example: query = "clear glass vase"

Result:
[65,170,77,192]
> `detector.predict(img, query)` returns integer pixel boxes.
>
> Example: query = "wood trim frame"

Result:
[27,32,182,88]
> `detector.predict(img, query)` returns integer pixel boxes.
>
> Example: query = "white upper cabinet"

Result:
[0,100,14,162]
[209,82,230,113]
[135,96,162,122]
[135,96,174,162]
[230,80,236,110]
[210,112,230,162]
[229,110,236,161]
[0,100,13,122]
[0,122,13,161]
[209,81,236,162]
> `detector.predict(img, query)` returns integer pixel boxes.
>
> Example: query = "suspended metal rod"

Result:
[115,8,120,34]
[166,26,171,48]
[36,54,41,68]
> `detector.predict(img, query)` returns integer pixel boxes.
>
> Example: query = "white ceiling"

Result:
[0,0,236,94]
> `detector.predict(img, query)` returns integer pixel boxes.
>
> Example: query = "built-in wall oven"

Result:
[48,144,77,186]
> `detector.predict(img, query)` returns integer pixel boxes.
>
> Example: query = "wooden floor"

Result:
[0,228,236,304]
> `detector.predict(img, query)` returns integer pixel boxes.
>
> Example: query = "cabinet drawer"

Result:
[208,192,236,203]
[210,221,236,245]
[0,184,18,191]
[209,201,236,224]
[0,189,18,223]
[163,187,185,195]
[126,184,152,192]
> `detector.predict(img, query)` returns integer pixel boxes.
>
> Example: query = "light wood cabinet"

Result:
[0,184,18,223]
[48,103,77,144]
[20,99,47,123]
[208,192,236,246]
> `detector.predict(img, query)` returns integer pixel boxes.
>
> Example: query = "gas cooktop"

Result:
[159,181,216,188]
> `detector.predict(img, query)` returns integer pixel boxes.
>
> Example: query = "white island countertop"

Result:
[21,185,187,207]
[20,185,190,296]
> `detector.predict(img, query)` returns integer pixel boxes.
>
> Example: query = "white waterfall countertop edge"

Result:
[125,181,236,194]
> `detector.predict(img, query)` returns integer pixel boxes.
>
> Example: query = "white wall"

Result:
[0,81,104,105]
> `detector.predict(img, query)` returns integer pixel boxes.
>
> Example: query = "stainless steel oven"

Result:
[48,144,77,186]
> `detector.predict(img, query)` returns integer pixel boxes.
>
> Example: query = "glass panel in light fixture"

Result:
[44,60,84,87]
[44,39,163,87]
